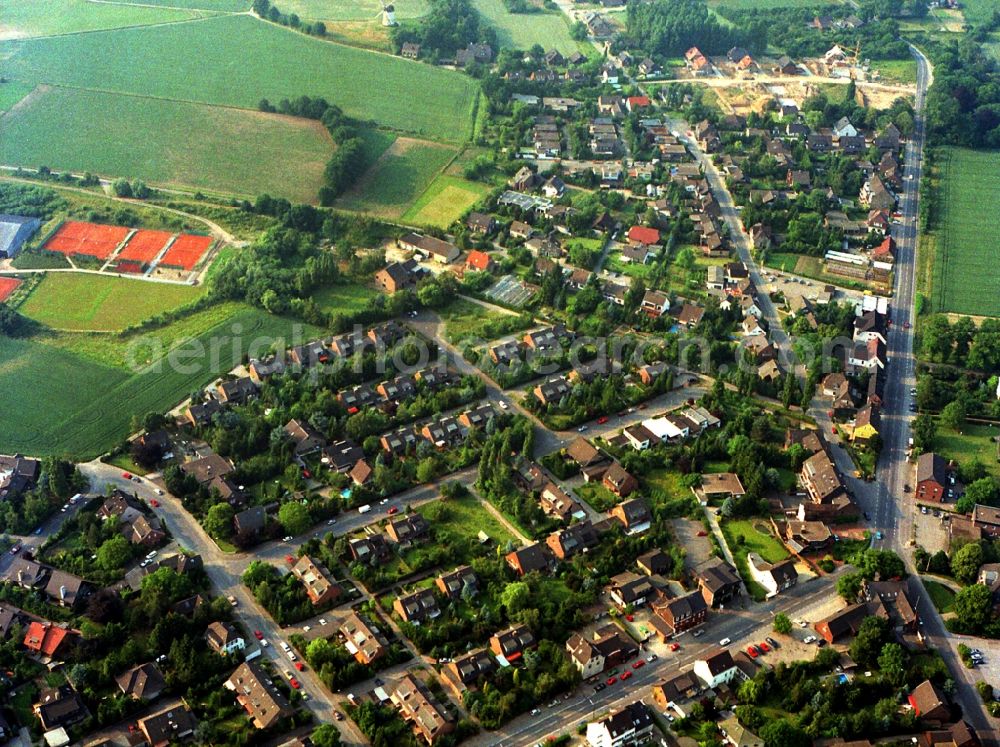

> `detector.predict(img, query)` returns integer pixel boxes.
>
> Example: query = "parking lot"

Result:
[486,274,537,308]
[670,518,715,570]
[913,505,950,554]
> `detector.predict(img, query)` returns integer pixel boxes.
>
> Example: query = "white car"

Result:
[804,635,817,644]
[719,637,731,647]
[282,535,293,542]
[319,618,328,626]
[498,400,509,410]
[303,625,311,632]
[260,639,269,648]
[146,550,157,560]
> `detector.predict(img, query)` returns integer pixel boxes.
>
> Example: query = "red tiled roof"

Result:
[627,96,651,108]
[466,250,492,271]
[627,226,661,245]
[24,622,70,656]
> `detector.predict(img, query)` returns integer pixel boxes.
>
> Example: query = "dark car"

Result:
[863,512,871,521]
[594,682,607,692]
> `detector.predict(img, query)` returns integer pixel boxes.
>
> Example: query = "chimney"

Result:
[16,570,23,586]
[59,585,67,601]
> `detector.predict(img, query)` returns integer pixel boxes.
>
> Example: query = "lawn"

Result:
[113,0,248,8]
[401,175,492,229]
[922,579,956,614]
[933,422,1000,478]
[606,253,659,281]
[470,0,583,55]
[873,59,917,86]
[932,148,1000,317]
[335,138,459,218]
[278,0,427,21]
[311,282,374,315]
[575,482,620,512]
[0,88,334,202]
[438,297,529,344]
[644,469,693,501]
[0,0,210,37]
[0,14,479,141]
[721,518,790,601]
[420,493,517,549]
[18,273,204,332]
[0,305,324,457]
[0,81,33,112]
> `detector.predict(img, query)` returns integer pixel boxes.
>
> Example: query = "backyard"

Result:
[720,518,791,601]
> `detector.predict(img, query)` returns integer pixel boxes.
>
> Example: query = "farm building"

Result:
[0,215,42,259]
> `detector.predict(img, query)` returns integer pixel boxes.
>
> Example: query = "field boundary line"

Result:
[3,9,233,41]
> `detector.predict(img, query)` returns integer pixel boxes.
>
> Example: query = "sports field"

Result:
[334,138,458,218]
[0,0,209,38]
[0,87,334,201]
[0,304,324,457]
[469,0,582,54]
[0,81,32,112]
[160,234,213,270]
[0,277,21,302]
[279,0,427,22]
[18,273,204,332]
[0,14,479,141]
[402,174,492,228]
[118,230,173,265]
[932,148,1000,317]
[43,221,130,260]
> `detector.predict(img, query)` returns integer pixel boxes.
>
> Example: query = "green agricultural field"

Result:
[470,0,583,55]
[0,305,324,457]
[335,138,458,218]
[113,0,248,9]
[873,58,917,85]
[959,0,996,27]
[18,274,204,332]
[0,88,333,201]
[0,14,479,141]
[402,174,492,228]
[311,282,374,315]
[278,0,427,22]
[0,81,33,112]
[932,148,1000,317]
[0,0,209,37]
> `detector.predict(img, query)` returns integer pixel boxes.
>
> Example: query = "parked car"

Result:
[765,637,779,649]
[747,645,759,658]
[254,630,263,640]
[719,637,732,646]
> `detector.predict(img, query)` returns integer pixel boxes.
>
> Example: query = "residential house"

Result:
[608,572,655,609]
[394,587,441,624]
[216,377,258,405]
[800,448,847,504]
[206,621,245,656]
[695,559,743,608]
[694,650,743,688]
[234,506,267,538]
[505,542,553,576]
[637,549,671,577]
[436,565,478,600]
[386,513,431,546]
[700,472,745,501]
[33,686,87,732]
[445,649,497,691]
[116,662,166,702]
[391,674,455,745]
[225,661,292,730]
[547,520,600,559]
[540,483,586,522]
[611,499,652,535]
[23,622,75,659]
[586,702,654,747]
[138,705,198,747]
[747,554,798,598]
[465,250,495,273]
[490,624,536,663]
[349,534,393,566]
[916,452,948,503]
[376,261,421,294]
[785,520,834,554]
[45,570,89,609]
[534,376,572,406]
[566,626,638,678]
[398,233,460,264]
[291,556,342,606]
[340,612,388,665]
[180,452,234,485]
[603,462,638,497]
[652,590,708,635]
[815,602,877,644]
[909,680,952,724]
[852,405,880,441]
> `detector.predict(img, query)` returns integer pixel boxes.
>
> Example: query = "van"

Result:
[358,504,372,514]
[280,641,291,652]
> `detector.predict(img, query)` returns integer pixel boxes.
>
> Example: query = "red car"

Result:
[302,469,311,479]
[254,630,264,640]
[387,506,399,515]
[597,416,608,425]
[632,660,645,669]
[669,643,680,652]
[625,614,634,622]
[620,670,633,680]
[758,642,770,653]
[903,322,911,329]
[121,472,132,480]
[294,661,305,671]
[150,499,159,508]
[747,645,759,658]
[289,678,301,690]
[696,530,707,537]
[285,555,295,565]
[606,676,617,686]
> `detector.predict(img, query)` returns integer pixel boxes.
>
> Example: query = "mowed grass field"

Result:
[0,87,334,202]
[0,81,32,112]
[470,0,583,54]
[279,0,428,22]
[0,304,324,457]
[334,137,458,218]
[113,0,248,9]
[18,274,204,332]
[402,174,491,228]
[0,14,479,141]
[311,282,374,315]
[0,0,209,38]
[933,148,1000,317]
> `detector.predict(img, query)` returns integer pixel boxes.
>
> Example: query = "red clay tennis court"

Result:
[43,221,130,260]
[118,229,172,264]
[159,234,213,271]
[114,260,144,275]
[0,277,21,302]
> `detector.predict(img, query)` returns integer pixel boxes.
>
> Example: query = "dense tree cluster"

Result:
[625,0,760,57]
[0,182,65,219]
[925,39,1000,147]
[0,458,86,534]
[252,0,327,36]
[390,0,496,61]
